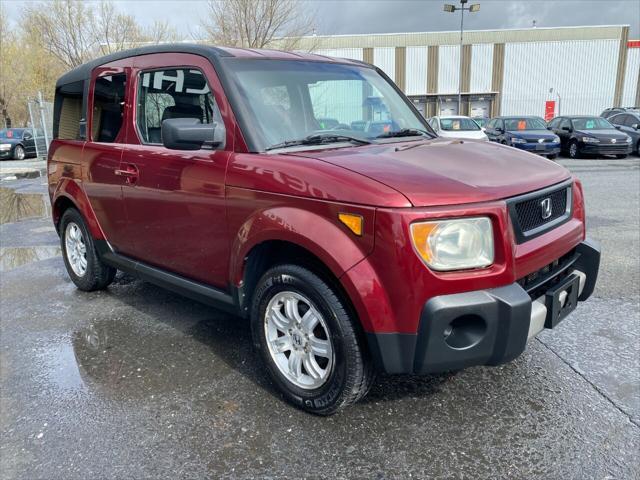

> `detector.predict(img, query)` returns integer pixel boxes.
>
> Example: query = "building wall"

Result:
[373,47,395,81]
[405,46,428,95]
[438,45,460,94]
[501,39,619,116]
[313,48,364,61]
[470,43,493,93]
[621,47,640,106]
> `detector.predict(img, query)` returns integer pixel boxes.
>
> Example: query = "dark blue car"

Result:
[485,116,561,159]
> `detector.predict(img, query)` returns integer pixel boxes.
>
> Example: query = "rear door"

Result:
[119,53,234,288]
[22,130,36,156]
[82,61,131,249]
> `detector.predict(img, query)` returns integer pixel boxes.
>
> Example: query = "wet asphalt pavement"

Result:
[1,157,639,479]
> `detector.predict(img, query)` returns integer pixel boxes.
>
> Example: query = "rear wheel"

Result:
[251,264,374,415]
[13,145,25,160]
[60,208,116,291]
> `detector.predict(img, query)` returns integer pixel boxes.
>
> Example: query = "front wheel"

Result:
[13,145,25,160]
[251,264,374,415]
[568,140,580,159]
[60,208,116,291]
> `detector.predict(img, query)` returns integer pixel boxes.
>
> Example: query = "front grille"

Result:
[507,181,573,244]
[514,187,568,232]
[526,138,553,144]
[518,249,578,299]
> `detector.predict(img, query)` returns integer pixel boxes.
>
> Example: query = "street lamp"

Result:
[444,0,480,114]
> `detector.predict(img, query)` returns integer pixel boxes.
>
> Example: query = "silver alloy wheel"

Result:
[65,222,87,277]
[569,142,577,158]
[264,291,334,390]
[14,145,25,160]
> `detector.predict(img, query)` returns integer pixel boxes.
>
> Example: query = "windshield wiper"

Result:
[376,128,431,139]
[266,133,371,151]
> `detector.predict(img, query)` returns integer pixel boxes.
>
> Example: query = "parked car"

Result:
[548,116,632,159]
[48,45,600,415]
[427,115,488,141]
[600,107,639,119]
[485,116,561,159]
[0,128,37,160]
[608,111,640,154]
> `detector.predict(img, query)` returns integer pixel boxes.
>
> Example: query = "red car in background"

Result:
[48,45,600,414]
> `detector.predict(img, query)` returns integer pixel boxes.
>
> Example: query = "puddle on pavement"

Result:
[0,246,61,271]
[0,186,50,224]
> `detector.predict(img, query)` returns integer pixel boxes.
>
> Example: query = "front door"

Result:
[119,54,233,288]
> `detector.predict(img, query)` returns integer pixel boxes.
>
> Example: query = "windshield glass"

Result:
[440,117,480,131]
[504,118,547,131]
[473,118,488,128]
[572,117,614,130]
[0,129,23,139]
[223,59,432,151]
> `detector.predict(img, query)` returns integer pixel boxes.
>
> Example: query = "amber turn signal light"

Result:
[338,213,363,236]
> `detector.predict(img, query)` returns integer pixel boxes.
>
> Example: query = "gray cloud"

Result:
[3,0,638,38]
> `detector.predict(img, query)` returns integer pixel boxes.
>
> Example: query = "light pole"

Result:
[444,0,480,115]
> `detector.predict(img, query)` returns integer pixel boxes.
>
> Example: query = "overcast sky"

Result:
[4,0,639,38]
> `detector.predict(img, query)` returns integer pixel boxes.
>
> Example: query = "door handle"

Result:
[114,164,139,184]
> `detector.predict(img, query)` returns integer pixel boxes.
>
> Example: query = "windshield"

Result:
[0,129,23,139]
[504,118,547,131]
[473,118,488,128]
[440,117,480,131]
[223,59,432,151]
[572,117,614,130]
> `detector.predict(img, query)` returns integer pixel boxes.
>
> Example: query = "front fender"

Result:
[229,202,375,286]
[51,178,105,240]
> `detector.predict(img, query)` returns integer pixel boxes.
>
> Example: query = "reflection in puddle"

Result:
[39,340,86,391]
[0,186,50,224]
[0,246,61,271]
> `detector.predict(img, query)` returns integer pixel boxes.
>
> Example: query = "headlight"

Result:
[625,136,632,143]
[582,136,599,143]
[410,217,494,271]
[0,144,11,151]
[552,136,560,143]
[510,137,527,144]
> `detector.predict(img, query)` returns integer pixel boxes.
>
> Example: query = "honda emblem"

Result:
[540,198,552,219]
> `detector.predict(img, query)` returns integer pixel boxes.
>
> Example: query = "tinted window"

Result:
[624,114,639,127]
[572,117,614,130]
[92,74,126,142]
[559,118,571,130]
[53,80,84,140]
[608,114,624,125]
[486,119,497,129]
[136,68,223,146]
[548,118,560,128]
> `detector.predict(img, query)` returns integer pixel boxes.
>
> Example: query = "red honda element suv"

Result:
[48,45,600,415]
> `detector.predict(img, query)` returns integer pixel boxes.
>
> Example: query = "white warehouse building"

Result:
[293,25,640,119]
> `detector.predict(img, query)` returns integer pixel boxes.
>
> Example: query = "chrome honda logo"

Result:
[541,198,552,219]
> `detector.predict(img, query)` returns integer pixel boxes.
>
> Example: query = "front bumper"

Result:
[580,143,632,155]
[366,239,600,374]
[513,143,561,156]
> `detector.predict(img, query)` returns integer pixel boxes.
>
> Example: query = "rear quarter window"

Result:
[53,81,85,140]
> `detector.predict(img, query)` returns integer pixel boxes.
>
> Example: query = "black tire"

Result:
[251,264,374,415]
[59,208,116,291]
[615,154,628,159]
[13,145,25,160]
[568,140,580,159]
[547,154,558,160]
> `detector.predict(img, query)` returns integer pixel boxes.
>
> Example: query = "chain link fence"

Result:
[27,92,54,158]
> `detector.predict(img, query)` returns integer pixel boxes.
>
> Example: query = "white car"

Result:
[428,115,489,141]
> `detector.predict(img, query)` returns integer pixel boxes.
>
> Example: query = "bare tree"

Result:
[199,0,316,50]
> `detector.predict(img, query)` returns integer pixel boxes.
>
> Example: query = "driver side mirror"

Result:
[496,127,504,134]
[161,118,225,150]
[561,126,572,132]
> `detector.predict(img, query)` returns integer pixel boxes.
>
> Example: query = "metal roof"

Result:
[56,43,370,86]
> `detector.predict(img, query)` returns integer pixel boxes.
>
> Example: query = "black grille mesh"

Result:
[514,187,568,232]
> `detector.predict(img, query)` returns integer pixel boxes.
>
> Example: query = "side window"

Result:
[548,118,559,129]
[53,80,84,140]
[497,119,504,130]
[92,74,126,142]
[622,115,635,127]
[136,68,223,146]
[559,118,571,130]
[486,119,496,129]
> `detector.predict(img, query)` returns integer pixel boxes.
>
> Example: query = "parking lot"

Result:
[1,156,638,478]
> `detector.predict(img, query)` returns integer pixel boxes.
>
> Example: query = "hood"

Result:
[291,138,571,207]
[508,129,556,139]
[439,130,488,141]
[575,129,629,140]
